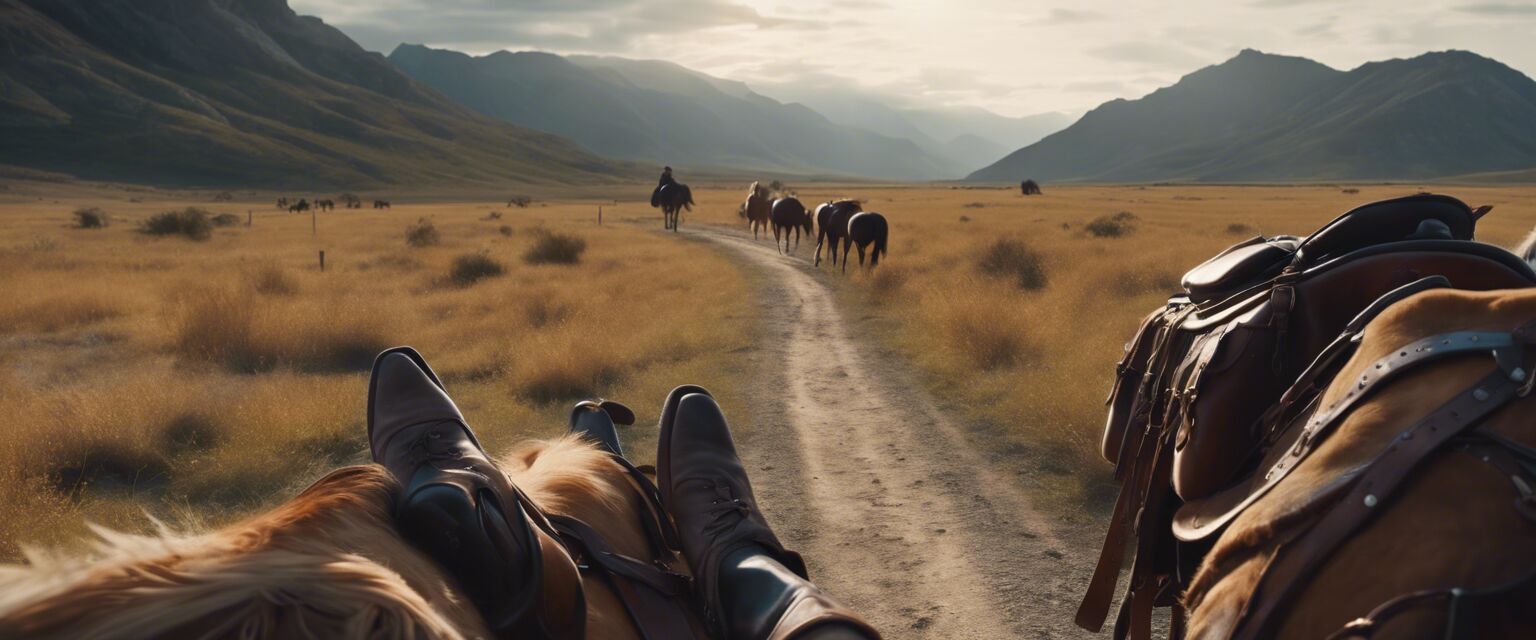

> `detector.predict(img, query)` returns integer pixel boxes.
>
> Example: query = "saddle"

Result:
[1080,194,1536,639]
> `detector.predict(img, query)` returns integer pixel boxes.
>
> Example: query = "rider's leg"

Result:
[659,387,881,640]
[718,545,880,639]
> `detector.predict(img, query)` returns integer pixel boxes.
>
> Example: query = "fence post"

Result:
[247,210,252,227]
[319,250,325,272]
[598,206,603,225]
[311,208,317,236]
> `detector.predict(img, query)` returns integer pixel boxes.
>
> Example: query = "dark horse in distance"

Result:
[770,197,812,255]
[652,184,693,231]
[814,200,862,267]
[842,211,888,272]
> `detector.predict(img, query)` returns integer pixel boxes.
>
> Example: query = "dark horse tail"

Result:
[872,230,887,266]
[679,184,694,211]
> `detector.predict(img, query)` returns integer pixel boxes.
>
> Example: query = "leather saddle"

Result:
[1080,193,1536,639]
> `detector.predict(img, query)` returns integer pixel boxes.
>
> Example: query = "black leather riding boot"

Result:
[368,347,585,639]
[658,387,880,640]
[718,545,882,640]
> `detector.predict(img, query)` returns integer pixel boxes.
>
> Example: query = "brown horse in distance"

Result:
[814,200,862,267]
[841,211,888,272]
[744,182,773,240]
[0,435,697,639]
[1184,288,1536,639]
[770,196,812,255]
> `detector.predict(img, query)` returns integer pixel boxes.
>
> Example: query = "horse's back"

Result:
[1188,287,1536,638]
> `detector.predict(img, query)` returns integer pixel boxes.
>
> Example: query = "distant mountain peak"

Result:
[970,48,1536,183]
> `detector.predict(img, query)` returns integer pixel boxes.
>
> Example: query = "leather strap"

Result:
[1231,354,1532,639]
[1080,303,1196,633]
[1173,329,1528,542]
[553,514,699,640]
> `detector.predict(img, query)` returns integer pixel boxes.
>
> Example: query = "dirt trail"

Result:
[683,227,1101,639]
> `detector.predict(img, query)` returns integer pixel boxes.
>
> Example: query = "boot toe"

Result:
[368,351,466,456]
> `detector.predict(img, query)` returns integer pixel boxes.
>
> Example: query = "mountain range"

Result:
[970,49,1536,183]
[389,45,972,179]
[0,0,624,187]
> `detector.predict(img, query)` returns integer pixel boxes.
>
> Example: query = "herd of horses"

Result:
[276,196,389,213]
[741,182,889,271]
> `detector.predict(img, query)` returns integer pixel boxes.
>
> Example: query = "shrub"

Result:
[484,211,503,221]
[1342,188,1360,194]
[210,213,241,227]
[962,202,985,208]
[524,230,587,265]
[449,252,506,287]
[958,215,972,223]
[141,208,213,240]
[1086,212,1136,238]
[1226,223,1254,235]
[499,225,514,237]
[978,239,1048,290]
[507,195,532,208]
[405,218,439,247]
[73,207,109,228]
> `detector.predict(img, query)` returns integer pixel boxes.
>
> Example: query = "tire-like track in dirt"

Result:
[684,227,1100,639]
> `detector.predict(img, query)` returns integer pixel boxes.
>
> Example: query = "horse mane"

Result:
[1518,225,1536,267]
[0,436,640,640]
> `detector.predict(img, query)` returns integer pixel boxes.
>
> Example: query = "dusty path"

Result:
[682,226,1102,639]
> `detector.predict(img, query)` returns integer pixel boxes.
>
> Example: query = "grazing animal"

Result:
[770,196,812,254]
[651,183,693,232]
[288,198,310,213]
[841,212,888,272]
[814,200,862,267]
[1519,226,1536,268]
[744,182,773,240]
[1183,288,1536,639]
[276,197,289,209]
[1020,179,1041,196]
[317,199,335,212]
[0,436,695,639]
[374,200,391,210]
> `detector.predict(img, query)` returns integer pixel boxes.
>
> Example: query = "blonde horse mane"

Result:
[0,435,641,640]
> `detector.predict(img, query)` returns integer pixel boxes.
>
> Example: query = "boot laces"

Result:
[704,481,752,537]
[404,425,468,466]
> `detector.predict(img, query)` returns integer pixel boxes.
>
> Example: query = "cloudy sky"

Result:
[291,0,1536,117]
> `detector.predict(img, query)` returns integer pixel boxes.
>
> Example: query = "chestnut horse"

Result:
[814,200,861,267]
[770,196,812,255]
[745,182,773,241]
[1184,288,1536,639]
[841,212,888,273]
[0,436,692,639]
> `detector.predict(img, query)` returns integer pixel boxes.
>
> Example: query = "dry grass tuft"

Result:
[978,239,1048,290]
[1086,212,1137,237]
[171,285,393,373]
[141,208,213,240]
[405,218,439,247]
[1226,222,1254,235]
[499,225,514,237]
[209,212,241,228]
[72,207,109,229]
[449,252,506,287]
[246,262,298,296]
[524,230,587,265]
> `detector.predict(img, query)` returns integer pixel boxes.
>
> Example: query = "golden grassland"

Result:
[684,182,1536,499]
[0,183,750,558]
[3,179,1534,557]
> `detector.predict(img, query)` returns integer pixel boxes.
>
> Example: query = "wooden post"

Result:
[247,210,252,227]
[598,206,603,225]
[319,250,326,272]
[311,208,317,236]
